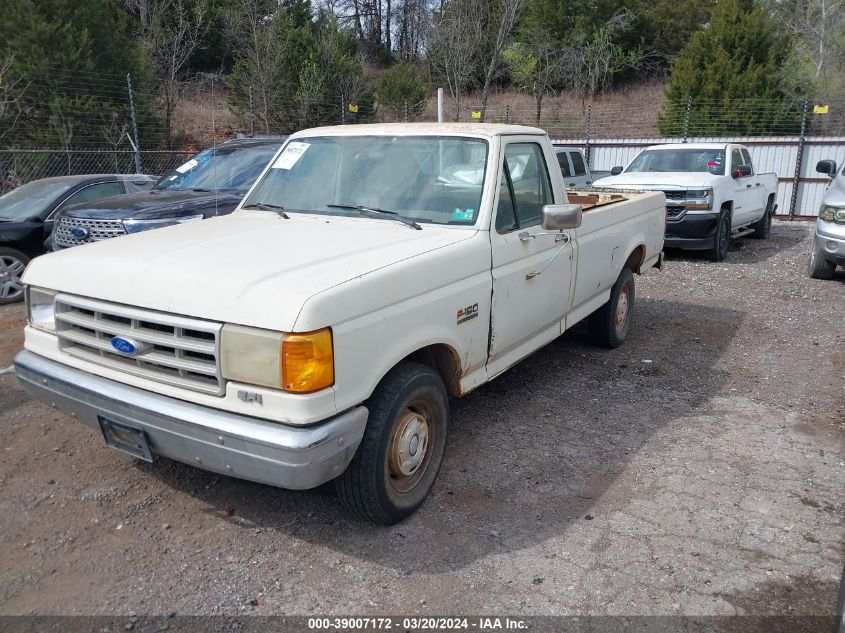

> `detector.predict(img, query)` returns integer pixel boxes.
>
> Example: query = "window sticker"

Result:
[175,158,198,173]
[272,142,310,170]
[452,208,475,221]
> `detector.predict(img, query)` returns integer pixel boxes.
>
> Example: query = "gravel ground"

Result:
[0,221,842,620]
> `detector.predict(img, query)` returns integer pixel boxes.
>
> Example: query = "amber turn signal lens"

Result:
[281,328,334,393]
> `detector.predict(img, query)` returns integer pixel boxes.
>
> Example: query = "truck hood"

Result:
[593,171,721,189]
[61,189,243,220]
[24,211,475,331]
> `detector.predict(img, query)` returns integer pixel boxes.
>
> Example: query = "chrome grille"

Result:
[55,294,224,396]
[54,217,126,248]
[662,190,686,201]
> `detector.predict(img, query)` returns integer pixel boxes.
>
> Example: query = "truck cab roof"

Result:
[290,122,547,139]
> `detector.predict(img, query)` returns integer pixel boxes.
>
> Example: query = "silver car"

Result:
[809,159,845,279]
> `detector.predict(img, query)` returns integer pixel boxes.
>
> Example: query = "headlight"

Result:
[685,189,714,210]
[221,325,334,393]
[26,287,56,333]
[123,214,203,234]
[819,205,845,223]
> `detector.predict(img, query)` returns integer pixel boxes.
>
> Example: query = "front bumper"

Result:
[815,220,845,267]
[664,212,719,250]
[14,350,367,490]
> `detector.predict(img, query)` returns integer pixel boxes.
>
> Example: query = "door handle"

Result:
[555,234,569,243]
[755,183,762,187]
[518,230,534,241]
[746,184,752,188]
[568,182,576,187]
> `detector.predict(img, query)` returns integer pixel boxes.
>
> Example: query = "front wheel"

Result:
[336,362,449,524]
[807,242,836,280]
[0,247,30,305]
[588,267,635,349]
[708,211,730,262]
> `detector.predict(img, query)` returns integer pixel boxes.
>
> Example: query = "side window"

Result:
[504,143,553,229]
[495,174,517,232]
[731,148,745,175]
[556,151,572,178]
[59,181,125,210]
[570,151,587,177]
[741,148,754,175]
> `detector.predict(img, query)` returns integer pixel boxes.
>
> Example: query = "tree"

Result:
[504,30,574,125]
[660,0,799,136]
[376,63,429,120]
[477,0,527,118]
[576,9,643,98]
[429,0,484,121]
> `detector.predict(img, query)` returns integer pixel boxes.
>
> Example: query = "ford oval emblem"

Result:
[70,226,90,240]
[111,337,138,355]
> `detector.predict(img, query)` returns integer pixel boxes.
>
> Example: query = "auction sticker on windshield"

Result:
[175,158,199,173]
[272,142,310,170]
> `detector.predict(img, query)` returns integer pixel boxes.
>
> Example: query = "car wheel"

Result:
[751,197,774,239]
[0,247,30,305]
[588,267,635,349]
[807,242,836,280]
[336,362,449,524]
[709,210,730,262]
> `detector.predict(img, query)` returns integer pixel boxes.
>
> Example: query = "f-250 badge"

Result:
[457,302,479,325]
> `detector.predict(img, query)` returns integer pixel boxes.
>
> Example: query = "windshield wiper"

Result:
[327,204,421,230]
[242,202,289,219]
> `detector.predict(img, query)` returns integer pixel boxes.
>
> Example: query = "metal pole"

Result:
[585,104,592,165]
[341,93,346,125]
[682,96,692,143]
[126,73,142,173]
[249,86,255,135]
[505,103,510,125]
[788,97,809,220]
[437,88,444,123]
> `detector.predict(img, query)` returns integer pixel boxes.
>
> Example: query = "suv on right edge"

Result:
[809,159,845,279]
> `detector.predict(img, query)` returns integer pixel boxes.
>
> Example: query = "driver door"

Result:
[487,140,574,378]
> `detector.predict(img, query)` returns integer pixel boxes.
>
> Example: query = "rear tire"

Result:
[336,362,449,524]
[708,210,730,262]
[588,267,635,349]
[751,197,774,239]
[0,247,30,305]
[807,242,836,280]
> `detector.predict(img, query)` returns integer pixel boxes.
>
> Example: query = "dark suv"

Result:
[53,137,284,250]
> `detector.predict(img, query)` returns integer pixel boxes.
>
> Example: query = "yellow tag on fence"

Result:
[348,103,359,113]
[471,111,481,120]
[813,104,829,114]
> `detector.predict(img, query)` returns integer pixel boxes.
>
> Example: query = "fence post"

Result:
[437,88,444,123]
[403,102,409,122]
[126,73,142,174]
[249,86,255,135]
[340,93,346,125]
[585,104,592,165]
[788,97,810,220]
[505,103,510,125]
[682,96,692,143]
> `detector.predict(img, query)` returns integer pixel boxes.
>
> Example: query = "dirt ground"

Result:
[0,221,842,619]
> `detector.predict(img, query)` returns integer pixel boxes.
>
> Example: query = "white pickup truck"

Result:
[15,124,664,524]
[593,143,778,261]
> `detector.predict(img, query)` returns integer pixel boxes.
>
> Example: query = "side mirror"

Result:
[816,160,837,177]
[732,165,752,179]
[610,166,623,176]
[542,203,582,231]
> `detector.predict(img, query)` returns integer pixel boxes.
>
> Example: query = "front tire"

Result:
[709,210,731,262]
[807,242,836,280]
[588,267,635,349]
[751,197,774,239]
[0,247,30,305]
[336,362,449,524]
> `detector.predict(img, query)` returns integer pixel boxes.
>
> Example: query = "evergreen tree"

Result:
[659,0,800,136]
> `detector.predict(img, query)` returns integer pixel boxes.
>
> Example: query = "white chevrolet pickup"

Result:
[594,143,778,261]
[16,124,664,524]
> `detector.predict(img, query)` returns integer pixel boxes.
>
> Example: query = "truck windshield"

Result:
[242,135,489,226]
[155,144,281,194]
[626,149,726,175]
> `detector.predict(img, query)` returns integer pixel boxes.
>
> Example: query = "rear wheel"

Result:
[336,362,449,524]
[588,267,635,349]
[0,247,29,305]
[751,197,774,239]
[708,210,730,262]
[807,242,836,280]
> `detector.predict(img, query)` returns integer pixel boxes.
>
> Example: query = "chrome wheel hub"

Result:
[615,288,629,332]
[389,411,429,478]
[0,256,25,300]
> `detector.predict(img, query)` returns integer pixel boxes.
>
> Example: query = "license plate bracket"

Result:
[98,416,154,462]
